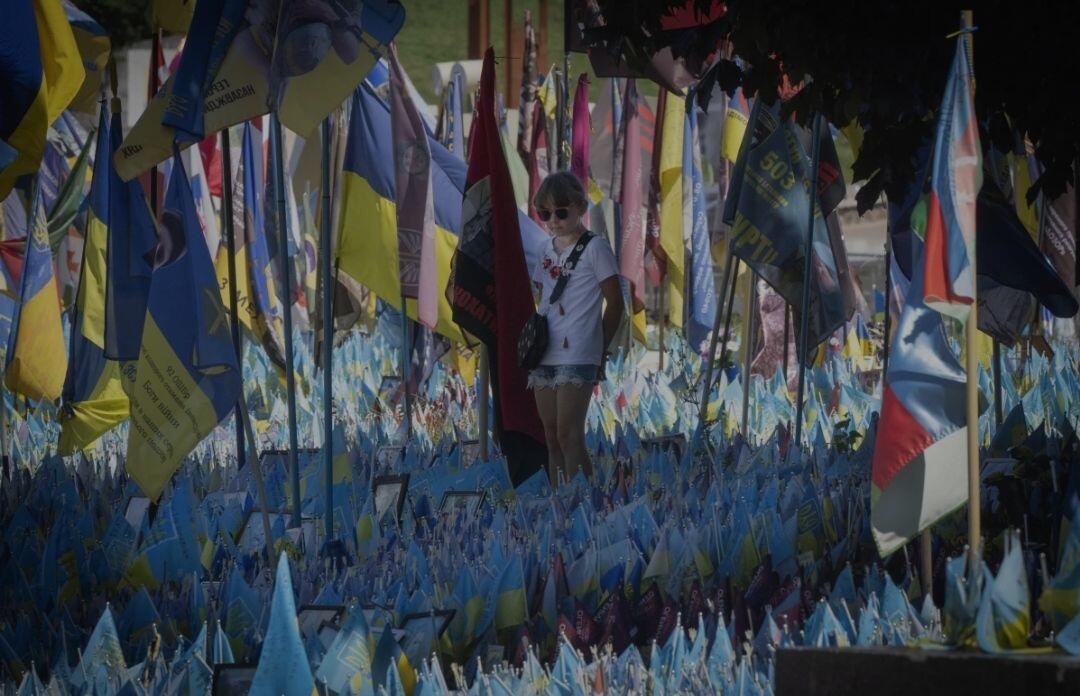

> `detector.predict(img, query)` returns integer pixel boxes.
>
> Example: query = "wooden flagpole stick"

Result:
[741,273,755,438]
[793,113,824,451]
[269,111,302,529]
[320,116,334,541]
[220,127,247,473]
[400,295,412,442]
[882,237,892,375]
[961,8,982,562]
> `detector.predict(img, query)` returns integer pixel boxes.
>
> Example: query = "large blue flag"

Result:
[125,150,240,501]
[59,98,128,454]
[104,110,156,363]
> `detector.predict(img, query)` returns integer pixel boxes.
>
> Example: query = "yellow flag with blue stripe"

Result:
[5,180,67,402]
[0,0,85,198]
[125,151,241,501]
[58,98,128,454]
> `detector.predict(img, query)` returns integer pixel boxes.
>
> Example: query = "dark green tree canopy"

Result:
[589,0,1079,212]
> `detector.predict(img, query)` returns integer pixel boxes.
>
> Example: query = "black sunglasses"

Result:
[537,207,570,222]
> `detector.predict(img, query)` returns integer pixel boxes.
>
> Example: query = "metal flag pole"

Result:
[320,116,334,541]
[658,282,666,371]
[992,340,1003,427]
[478,346,490,460]
[715,257,742,431]
[783,302,791,378]
[793,112,823,452]
[400,296,412,442]
[696,252,735,436]
[237,391,276,563]
[269,111,302,528]
[740,273,756,438]
[220,127,246,471]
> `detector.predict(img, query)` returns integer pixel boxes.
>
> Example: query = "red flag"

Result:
[450,48,546,478]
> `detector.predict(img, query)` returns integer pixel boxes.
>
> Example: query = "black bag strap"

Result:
[546,233,593,307]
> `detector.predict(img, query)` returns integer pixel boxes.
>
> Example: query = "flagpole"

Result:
[400,296,412,442]
[782,302,790,378]
[320,116,334,541]
[269,111,302,529]
[715,257,741,431]
[741,272,756,438]
[237,391,276,563]
[793,112,823,452]
[148,29,161,220]
[696,252,734,436]
[478,345,490,460]
[883,236,892,375]
[961,8,981,562]
[220,127,246,472]
[657,281,666,371]
[992,340,1003,427]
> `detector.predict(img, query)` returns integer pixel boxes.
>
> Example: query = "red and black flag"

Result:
[449,49,546,483]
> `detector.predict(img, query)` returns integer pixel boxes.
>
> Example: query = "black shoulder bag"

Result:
[517,233,593,370]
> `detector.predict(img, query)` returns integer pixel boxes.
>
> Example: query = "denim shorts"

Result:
[527,364,600,390]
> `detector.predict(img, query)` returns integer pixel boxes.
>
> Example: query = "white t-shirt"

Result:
[530,233,620,366]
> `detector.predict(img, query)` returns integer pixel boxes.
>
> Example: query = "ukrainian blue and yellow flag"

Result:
[337,82,466,344]
[241,123,286,370]
[0,0,85,198]
[58,98,128,454]
[4,180,67,402]
[62,1,109,115]
[103,108,157,365]
[125,151,241,501]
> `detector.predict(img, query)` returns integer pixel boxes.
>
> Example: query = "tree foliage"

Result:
[592,0,1080,212]
[76,0,153,48]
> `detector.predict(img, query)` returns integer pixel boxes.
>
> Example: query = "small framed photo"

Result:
[372,474,410,526]
[375,445,405,473]
[458,439,481,465]
[124,496,151,533]
[297,604,346,639]
[237,509,301,554]
[399,610,454,666]
[212,664,258,695]
[439,490,486,519]
[379,375,404,407]
[641,434,687,462]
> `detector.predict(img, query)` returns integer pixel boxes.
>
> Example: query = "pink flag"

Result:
[615,79,646,312]
[388,44,438,328]
[570,73,591,185]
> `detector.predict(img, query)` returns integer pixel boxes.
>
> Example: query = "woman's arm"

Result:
[599,275,625,352]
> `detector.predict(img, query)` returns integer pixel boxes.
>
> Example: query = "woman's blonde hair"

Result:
[532,171,587,210]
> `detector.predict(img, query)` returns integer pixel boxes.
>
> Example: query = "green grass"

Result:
[395,0,611,107]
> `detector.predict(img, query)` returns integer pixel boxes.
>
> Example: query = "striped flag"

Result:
[922,37,982,323]
[871,34,980,556]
